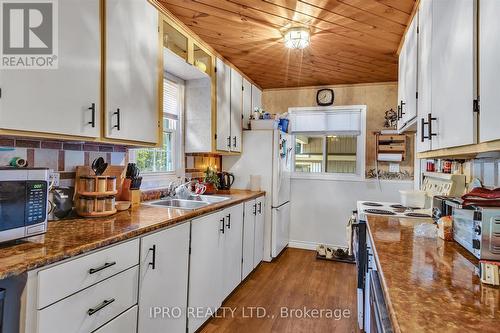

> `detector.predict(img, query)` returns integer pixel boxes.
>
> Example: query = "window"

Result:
[290,107,366,180]
[129,77,184,185]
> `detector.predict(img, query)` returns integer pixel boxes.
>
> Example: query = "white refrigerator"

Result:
[223,129,292,261]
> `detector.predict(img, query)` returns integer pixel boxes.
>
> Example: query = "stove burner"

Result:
[364,209,396,215]
[362,202,384,207]
[404,213,432,218]
[390,204,406,209]
[392,208,406,213]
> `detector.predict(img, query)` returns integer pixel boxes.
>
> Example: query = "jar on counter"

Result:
[96,197,106,212]
[80,196,94,214]
[82,176,95,193]
[97,176,107,193]
[106,176,116,192]
[105,196,115,211]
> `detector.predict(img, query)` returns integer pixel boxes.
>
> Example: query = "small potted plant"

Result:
[203,167,220,194]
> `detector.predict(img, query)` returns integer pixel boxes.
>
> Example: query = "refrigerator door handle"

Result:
[271,201,290,210]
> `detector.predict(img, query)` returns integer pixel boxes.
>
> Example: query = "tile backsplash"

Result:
[0,137,127,187]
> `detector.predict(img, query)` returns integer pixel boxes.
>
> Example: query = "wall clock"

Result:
[316,88,334,106]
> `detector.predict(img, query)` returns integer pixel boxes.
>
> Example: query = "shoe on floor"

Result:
[325,247,334,259]
[317,244,326,257]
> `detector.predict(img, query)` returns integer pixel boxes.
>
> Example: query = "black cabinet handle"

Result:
[113,108,121,131]
[149,245,156,270]
[88,103,96,128]
[88,261,116,275]
[233,136,237,147]
[226,214,231,229]
[87,298,115,316]
[227,136,231,148]
[258,202,262,214]
[220,218,225,234]
[397,105,402,120]
[422,113,437,142]
[400,101,406,118]
[253,204,257,216]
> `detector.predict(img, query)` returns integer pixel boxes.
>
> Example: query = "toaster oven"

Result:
[0,168,49,243]
[453,206,500,260]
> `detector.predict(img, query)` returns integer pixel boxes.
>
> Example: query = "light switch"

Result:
[389,163,400,173]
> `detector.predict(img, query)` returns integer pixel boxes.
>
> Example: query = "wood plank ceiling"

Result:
[158,0,417,89]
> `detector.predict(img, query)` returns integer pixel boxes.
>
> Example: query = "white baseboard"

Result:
[288,240,347,251]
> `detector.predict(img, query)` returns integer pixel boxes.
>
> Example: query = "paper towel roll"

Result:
[377,153,403,162]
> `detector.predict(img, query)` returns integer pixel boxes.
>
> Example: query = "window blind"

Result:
[289,109,362,135]
[163,78,179,119]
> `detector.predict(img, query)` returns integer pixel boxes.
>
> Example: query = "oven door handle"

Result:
[370,270,394,333]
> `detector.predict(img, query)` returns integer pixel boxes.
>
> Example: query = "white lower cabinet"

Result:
[222,204,244,299]
[188,211,225,333]
[242,200,257,279]
[94,306,138,333]
[37,266,139,333]
[138,223,190,333]
[254,197,265,268]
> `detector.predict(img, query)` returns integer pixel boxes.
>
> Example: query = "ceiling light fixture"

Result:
[284,27,310,49]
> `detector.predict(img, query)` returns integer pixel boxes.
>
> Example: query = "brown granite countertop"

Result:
[0,190,265,280]
[367,215,500,333]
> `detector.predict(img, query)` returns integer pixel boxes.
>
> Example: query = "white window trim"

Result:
[129,73,186,189]
[290,105,366,181]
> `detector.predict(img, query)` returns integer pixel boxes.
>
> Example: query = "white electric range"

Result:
[356,201,433,221]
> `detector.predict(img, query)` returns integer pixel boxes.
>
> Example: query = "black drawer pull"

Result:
[220,218,225,234]
[258,202,262,214]
[226,214,231,229]
[253,204,257,216]
[89,261,116,275]
[149,245,156,270]
[227,136,231,148]
[87,298,115,316]
[88,103,96,128]
[113,108,121,130]
[233,136,237,147]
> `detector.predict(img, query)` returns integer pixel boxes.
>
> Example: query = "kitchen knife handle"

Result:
[88,103,96,128]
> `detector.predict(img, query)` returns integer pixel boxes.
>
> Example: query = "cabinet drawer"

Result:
[94,305,138,333]
[37,239,139,309]
[37,266,138,333]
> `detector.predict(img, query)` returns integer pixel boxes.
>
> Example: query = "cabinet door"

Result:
[216,58,231,151]
[105,0,159,144]
[222,203,244,299]
[479,0,500,143]
[0,0,100,138]
[242,78,252,130]
[242,200,256,280]
[431,0,475,150]
[254,197,265,268]
[402,15,418,125]
[138,223,190,333]
[417,0,433,153]
[188,211,224,333]
[397,41,406,129]
[251,85,262,112]
[94,306,137,333]
[230,68,243,152]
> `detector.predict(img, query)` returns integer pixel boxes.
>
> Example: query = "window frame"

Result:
[290,105,366,181]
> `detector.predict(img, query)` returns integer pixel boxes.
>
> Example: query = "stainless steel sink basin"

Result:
[187,195,231,204]
[147,199,209,210]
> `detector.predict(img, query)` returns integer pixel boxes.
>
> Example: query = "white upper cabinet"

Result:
[0,0,100,138]
[216,58,231,151]
[242,78,252,130]
[417,0,433,153]
[230,68,243,152]
[417,0,476,151]
[251,85,262,112]
[479,0,500,143]
[105,0,159,144]
[397,13,418,130]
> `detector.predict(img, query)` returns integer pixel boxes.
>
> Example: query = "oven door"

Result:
[369,270,393,333]
[0,181,27,232]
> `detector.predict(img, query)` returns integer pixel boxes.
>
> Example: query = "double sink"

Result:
[145,195,230,210]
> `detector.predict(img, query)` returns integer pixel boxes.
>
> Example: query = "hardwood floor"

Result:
[200,248,358,333]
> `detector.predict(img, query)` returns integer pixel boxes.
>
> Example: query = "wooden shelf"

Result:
[376,133,407,161]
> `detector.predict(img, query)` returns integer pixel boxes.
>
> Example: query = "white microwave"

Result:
[0,167,49,243]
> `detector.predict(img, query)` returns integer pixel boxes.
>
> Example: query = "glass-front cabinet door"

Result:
[193,43,213,76]
[163,21,188,62]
